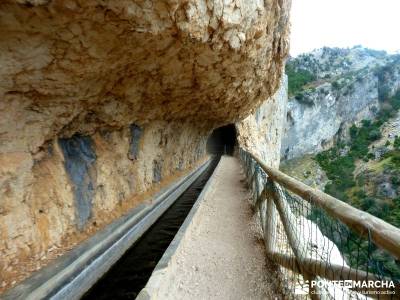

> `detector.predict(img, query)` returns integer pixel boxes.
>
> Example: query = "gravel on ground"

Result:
[158,156,280,299]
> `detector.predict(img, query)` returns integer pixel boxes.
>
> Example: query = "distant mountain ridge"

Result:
[289,46,388,80]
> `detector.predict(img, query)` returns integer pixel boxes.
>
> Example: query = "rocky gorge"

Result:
[281,47,400,278]
[282,46,400,160]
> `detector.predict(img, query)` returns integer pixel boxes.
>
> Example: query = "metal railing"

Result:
[239,148,400,299]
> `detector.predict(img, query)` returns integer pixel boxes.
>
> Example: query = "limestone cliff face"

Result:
[282,72,380,159]
[0,0,290,291]
[282,47,400,160]
[237,75,288,169]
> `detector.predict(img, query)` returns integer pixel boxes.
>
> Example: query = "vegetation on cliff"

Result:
[315,91,400,224]
[282,46,400,160]
[285,63,315,96]
[286,46,400,104]
[312,91,400,278]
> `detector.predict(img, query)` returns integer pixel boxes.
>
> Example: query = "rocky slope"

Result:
[0,0,290,291]
[353,110,400,207]
[280,93,400,279]
[281,47,400,160]
[280,155,328,190]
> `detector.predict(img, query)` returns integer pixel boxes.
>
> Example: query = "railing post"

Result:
[264,183,277,255]
[267,181,320,299]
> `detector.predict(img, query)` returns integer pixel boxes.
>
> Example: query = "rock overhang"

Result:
[0,0,290,153]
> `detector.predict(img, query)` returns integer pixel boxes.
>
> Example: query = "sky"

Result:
[290,0,400,56]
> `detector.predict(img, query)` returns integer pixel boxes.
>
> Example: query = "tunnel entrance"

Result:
[206,124,237,155]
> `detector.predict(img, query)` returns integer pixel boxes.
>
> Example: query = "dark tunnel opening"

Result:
[206,124,237,156]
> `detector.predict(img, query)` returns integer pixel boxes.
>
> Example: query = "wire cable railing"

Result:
[239,148,400,299]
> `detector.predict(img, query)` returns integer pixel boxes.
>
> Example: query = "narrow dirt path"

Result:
[160,156,279,299]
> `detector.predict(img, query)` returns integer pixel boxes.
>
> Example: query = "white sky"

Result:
[290,0,400,56]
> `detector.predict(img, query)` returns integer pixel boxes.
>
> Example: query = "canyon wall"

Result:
[282,71,380,159]
[0,0,290,290]
[282,47,400,160]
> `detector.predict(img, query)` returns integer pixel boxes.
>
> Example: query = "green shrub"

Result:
[286,64,316,95]
[332,81,340,90]
[368,129,382,141]
[355,190,367,199]
[295,92,304,101]
[391,151,400,168]
[394,137,400,150]
[349,125,358,139]
[356,174,366,186]
[360,197,375,211]
[392,177,400,186]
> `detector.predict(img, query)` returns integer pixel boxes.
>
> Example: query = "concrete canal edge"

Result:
[2,159,212,300]
[137,157,223,300]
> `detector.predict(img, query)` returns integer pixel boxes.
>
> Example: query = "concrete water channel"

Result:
[2,156,220,300]
[82,157,220,299]
[3,124,238,300]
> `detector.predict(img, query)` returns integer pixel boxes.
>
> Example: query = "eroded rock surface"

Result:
[0,0,289,156]
[0,0,290,291]
[237,75,288,169]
